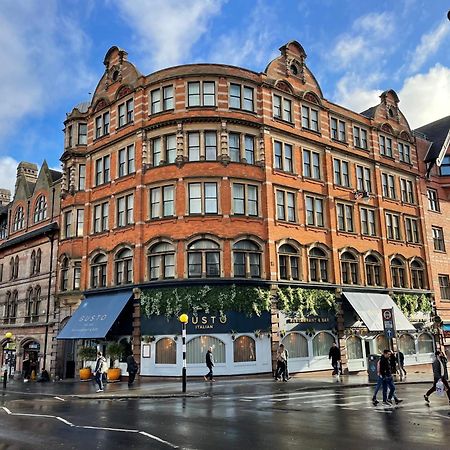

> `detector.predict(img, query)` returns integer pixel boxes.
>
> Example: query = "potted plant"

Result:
[106,342,124,382]
[78,346,97,381]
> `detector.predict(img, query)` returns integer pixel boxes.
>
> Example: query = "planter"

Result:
[107,367,121,382]
[79,367,92,381]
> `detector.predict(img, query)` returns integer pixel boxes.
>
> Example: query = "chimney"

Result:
[0,189,11,205]
[16,161,38,186]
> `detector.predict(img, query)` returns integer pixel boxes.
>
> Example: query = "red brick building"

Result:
[56,42,435,378]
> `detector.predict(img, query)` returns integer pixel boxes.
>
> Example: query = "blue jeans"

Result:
[373,376,385,399]
[383,376,396,401]
[95,372,104,390]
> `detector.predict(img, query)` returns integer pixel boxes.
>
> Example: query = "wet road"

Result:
[0,383,449,449]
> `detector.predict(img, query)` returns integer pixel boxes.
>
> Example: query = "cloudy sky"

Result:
[0,0,449,193]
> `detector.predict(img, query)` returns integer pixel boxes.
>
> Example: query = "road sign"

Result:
[382,308,396,339]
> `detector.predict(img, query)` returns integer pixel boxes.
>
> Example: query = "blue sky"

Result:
[0,0,449,193]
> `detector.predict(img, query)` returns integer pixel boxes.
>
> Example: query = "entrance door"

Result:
[365,340,371,357]
[63,340,76,379]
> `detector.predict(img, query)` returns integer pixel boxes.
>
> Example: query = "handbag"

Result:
[436,379,445,397]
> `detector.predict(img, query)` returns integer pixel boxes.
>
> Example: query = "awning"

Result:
[57,290,133,339]
[343,292,415,332]
[443,324,450,332]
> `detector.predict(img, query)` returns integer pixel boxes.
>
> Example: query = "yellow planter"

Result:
[107,368,121,382]
[79,367,92,381]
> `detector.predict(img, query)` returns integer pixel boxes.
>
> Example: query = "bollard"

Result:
[3,370,7,388]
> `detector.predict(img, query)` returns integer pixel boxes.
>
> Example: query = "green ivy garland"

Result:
[277,287,336,317]
[140,285,271,319]
[392,293,432,317]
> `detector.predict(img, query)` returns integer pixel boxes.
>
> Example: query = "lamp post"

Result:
[179,313,188,393]
[3,332,14,385]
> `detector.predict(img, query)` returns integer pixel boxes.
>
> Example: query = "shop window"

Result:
[282,333,308,358]
[187,336,225,364]
[278,244,300,280]
[346,336,363,359]
[155,338,177,364]
[417,333,434,354]
[233,336,256,362]
[312,332,334,357]
[233,240,261,278]
[398,334,415,355]
[148,242,175,280]
[375,335,389,354]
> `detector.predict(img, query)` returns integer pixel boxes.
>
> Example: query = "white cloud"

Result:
[399,64,450,128]
[0,3,95,140]
[117,0,224,70]
[0,156,19,194]
[408,21,450,73]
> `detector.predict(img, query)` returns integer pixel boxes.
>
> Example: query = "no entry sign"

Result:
[382,308,396,339]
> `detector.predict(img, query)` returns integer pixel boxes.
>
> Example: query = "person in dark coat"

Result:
[389,352,397,375]
[424,350,450,404]
[397,350,406,377]
[274,344,289,381]
[204,347,215,382]
[22,357,31,381]
[328,342,342,375]
[126,354,138,386]
[379,349,402,405]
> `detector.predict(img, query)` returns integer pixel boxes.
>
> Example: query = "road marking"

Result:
[1,406,179,448]
[265,392,341,402]
[54,396,65,402]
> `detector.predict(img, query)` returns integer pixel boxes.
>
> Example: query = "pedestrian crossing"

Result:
[237,389,450,419]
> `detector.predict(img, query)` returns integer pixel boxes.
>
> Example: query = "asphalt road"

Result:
[0,383,449,449]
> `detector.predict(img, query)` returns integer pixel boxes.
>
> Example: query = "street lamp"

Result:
[179,313,188,393]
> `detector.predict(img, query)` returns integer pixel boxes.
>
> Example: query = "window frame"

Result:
[118,144,135,177]
[427,189,440,212]
[275,189,296,223]
[360,206,376,236]
[330,117,346,142]
[117,97,134,128]
[333,158,350,188]
[305,194,324,227]
[301,105,319,132]
[150,184,175,219]
[232,182,259,217]
[94,111,110,139]
[353,125,368,149]
[188,182,218,215]
[273,94,292,123]
[432,226,445,252]
[116,193,134,228]
[229,83,254,112]
[336,202,354,232]
[150,85,174,114]
[187,81,216,107]
[94,155,111,186]
[385,212,401,240]
[273,140,294,173]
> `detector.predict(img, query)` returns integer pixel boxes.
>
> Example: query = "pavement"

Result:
[1,367,434,400]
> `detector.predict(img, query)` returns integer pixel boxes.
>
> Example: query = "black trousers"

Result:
[205,365,213,380]
[128,371,136,385]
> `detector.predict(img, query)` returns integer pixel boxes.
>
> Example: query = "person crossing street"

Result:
[424,350,450,404]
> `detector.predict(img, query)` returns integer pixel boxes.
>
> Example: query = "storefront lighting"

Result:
[4,332,13,340]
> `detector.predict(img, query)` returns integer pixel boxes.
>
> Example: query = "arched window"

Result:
[391,258,407,288]
[282,333,308,358]
[148,242,175,280]
[61,258,69,291]
[115,248,133,285]
[365,254,382,286]
[187,336,225,364]
[233,240,261,278]
[9,257,14,280]
[312,332,334,357]
[30,250,36,275]
[13,206,24,231]
[340,251,359,285]
[4,292,11,318]
[398,334,415,355]
[278,244,300,280]
[26,288,34,317]
[233,336,256,362]
[187,239,220,278]
[417,333,434,354]
[411,260,426,289]
[11,291,18,319]
[14,256,19,279]
[309,247,328,282]
[155,338,177,364]
[375,334,389,354]
[36,249,41,274]
[91,254,107,288]
[346,336,363,359]
[33,195,47,223]
[33,286,41,317]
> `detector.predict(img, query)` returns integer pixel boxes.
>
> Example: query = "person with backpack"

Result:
[424,350,450,404]
[126,354,139,386]
[94,351,107,392]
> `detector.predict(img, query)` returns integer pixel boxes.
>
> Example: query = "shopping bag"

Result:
[436,379,445,397]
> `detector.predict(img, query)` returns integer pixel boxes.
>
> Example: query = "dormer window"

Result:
[33,195,47,223]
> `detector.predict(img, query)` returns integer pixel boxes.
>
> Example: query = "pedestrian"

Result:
[424,350,450,405]
[93,351,107,392]
[37,368,50,382]
[328,342,342,376]
[397,350,406,378]
[372,356,384,406]
[379,349,403,405]
[126,354,138,386]
[389,351,397,376]
[274,344,288,381]
[22,356,30,382]
[204,347,215,382]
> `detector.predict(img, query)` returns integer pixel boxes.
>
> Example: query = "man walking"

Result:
[204,347,215,382]
[379,349,402,405]
[328,342,342,376]
[94,351,107,392]
[126,353,138,386]
[397,350,406,378]
[424,350,450,404]
[274,343,289,381]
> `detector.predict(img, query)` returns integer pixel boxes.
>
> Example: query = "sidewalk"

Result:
[2,368,434,400]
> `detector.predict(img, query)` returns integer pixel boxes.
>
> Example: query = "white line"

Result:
[241,390,317,400]
[268,392,340,402]
[54,396,65,402]
[1,407,179,448]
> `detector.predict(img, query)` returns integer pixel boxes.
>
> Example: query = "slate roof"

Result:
[360,105,377,119]
[415,116,450,163]
[49,169,62,183]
